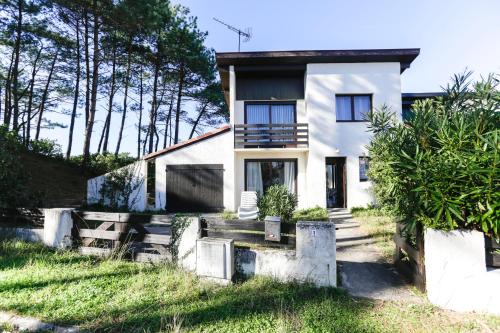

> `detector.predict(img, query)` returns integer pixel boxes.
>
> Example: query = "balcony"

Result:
[234,123,309,149]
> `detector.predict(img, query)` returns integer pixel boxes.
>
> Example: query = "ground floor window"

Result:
[245,159,297,195]
[359,156,370,181]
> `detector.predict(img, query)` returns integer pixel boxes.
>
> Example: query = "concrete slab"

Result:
[331,209,423,303]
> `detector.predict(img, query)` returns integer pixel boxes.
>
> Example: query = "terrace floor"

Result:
[332,209,423,302]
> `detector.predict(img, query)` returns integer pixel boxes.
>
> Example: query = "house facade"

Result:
[89,48,420,212]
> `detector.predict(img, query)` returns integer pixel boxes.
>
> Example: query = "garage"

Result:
[165,164,224,213]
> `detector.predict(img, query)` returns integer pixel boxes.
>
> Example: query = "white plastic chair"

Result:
[237,191,259,220]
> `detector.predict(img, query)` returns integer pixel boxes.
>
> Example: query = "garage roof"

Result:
[143,125,231,161]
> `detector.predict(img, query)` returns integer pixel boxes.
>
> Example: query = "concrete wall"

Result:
[425,228,500,315]
[235,221,336,287]
[0,227,44,242]
[154,131,235,211]
[87,160,147,211]
[305,62,402,208]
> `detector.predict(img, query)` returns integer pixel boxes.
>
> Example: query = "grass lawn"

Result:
[0,240,499,332]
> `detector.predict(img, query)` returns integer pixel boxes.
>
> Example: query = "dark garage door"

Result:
[165,164,224,213]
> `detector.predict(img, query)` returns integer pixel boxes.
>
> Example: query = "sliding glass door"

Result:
[245,159,297,195]
[245,103,295,125]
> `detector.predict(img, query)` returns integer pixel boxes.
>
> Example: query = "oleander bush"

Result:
[367,72,500,237]
[257,185,297,222]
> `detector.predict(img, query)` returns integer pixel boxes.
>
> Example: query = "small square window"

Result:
[336,95,372,121]
[359,157,370,182]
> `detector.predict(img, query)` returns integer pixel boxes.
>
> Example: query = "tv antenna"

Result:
[213,17,251,52]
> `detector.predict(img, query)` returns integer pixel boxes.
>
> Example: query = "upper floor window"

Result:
[245,102,296,124]
[336,95,372,122]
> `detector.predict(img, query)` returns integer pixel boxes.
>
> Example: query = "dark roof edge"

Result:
[143,125,231,160]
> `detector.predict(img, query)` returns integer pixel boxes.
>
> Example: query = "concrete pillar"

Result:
[296,221,337,287]
[296,221,336,258]
[177,217,201,271]
[43,208,74,249]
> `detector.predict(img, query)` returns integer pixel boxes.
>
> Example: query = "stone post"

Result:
[296,221,337,287]
[43,208,74,249]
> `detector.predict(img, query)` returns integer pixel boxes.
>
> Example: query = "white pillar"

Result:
[43,208,74,249]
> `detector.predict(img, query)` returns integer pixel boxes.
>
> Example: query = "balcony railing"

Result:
[234,123,309,149]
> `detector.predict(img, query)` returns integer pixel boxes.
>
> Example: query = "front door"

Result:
[325,158,346,208]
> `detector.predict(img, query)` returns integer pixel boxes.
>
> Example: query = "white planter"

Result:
[425,228,500,314]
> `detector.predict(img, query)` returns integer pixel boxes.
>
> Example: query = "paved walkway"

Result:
[331,209,423,302]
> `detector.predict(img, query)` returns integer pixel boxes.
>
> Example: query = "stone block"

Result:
[43,208,74,249]
[196,237,234,283]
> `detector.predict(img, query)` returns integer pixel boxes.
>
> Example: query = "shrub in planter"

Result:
[367,72,500,237]
[292,206,328,223]
[257,185,297,222]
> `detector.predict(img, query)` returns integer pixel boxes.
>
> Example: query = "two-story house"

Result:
[138,48,420,212]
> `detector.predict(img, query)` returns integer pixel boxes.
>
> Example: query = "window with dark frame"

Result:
[359,157,370,182]
[244,102,296,125]
[336,95,372,122]
[244,159,297,195]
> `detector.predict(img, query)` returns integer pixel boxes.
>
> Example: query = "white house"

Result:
[89,48,421,212]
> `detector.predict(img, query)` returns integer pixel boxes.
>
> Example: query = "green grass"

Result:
[0,240,499,332]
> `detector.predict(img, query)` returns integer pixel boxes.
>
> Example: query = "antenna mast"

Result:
[213,17,251,52]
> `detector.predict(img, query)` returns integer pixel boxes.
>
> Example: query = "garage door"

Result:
[165,164,224,213]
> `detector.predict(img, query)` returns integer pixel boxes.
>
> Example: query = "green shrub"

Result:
[367,72,500,237]
[0,126,35,207]
[292,206,328,223]
[69,153,137,176]
[257,185,297,222]
[350,206,390,218]
[28,139,63,158]
[98,164,144,210]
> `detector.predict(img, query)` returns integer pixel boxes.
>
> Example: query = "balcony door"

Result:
[326,157,346,208]
[244,102,296,147]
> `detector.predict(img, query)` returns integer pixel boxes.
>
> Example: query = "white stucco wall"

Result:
[87,160,147,211]
[305,62,402,208]
[425,229,500,315]
[154,131,235,211]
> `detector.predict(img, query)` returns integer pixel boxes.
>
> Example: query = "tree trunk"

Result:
[3,47,15,127]
[11,0,23,132]
[174,63,184,144]
[26,45,43,146]
[115,47,131,156]
[147,59,160,154]
[84,8,90,125]
[189,103,208,139]
[35,50,59,140]
[163,96,174,148]
[82,1,99,168]
[137,65,143,159]
[102,44,117,153]
[66,17,81,159]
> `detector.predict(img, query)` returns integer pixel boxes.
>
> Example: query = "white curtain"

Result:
[271,104,294,123]
[336,96,352,120]
[246,104,269,124]
[247,162,263,194]
[284,162,295,193]
[354,96,371,120]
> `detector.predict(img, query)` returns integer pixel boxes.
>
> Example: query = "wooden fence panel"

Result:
[393,222,426,292]
[72,211,173,263]
[201,216,296,249]
[485,235,500,268]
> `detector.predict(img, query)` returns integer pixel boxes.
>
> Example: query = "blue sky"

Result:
[44,0,500,156]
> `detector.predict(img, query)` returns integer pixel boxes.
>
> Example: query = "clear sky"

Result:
[44,0,500,156]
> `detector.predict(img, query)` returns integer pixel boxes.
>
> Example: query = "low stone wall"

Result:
[0,227,44,242]
[235,221,336,287]
[425,228,500,315]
